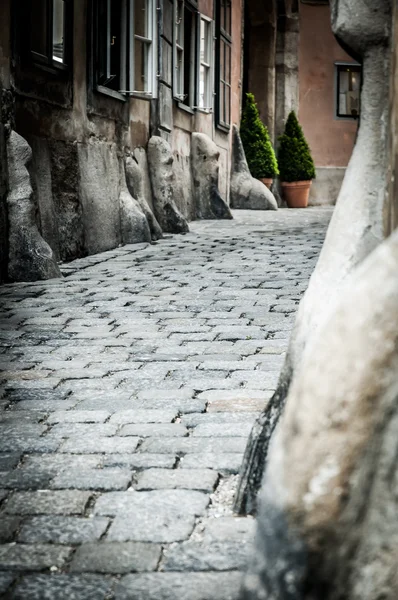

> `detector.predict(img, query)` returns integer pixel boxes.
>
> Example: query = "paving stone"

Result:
[70,542,161,573]
[140,437,246,454]
[0,516,21,542]
[94,489,209,517]
[192,422,253,437]
[119,423,187,437]
[163,540,251,571]
[5,490,92,515]
[109,409,177,424]
[0,469,53,490]
[0,543,72,570]
[0,572,16,595]
[51,467,132,491]
[60,437,140,454]
[179,453,244,474]
[18,516,109,544]
[49,423,118,438]
[200,516,256,542]
[47,410,111,424]
[136,468,218,492]
[0,453,21,471]
[102,453,176,469]
[11,574,113,600]
[115,572,242,600]
[180,412,257,426]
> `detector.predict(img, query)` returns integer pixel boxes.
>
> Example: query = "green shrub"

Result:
[278,111,316,182]
[240,93,279,179]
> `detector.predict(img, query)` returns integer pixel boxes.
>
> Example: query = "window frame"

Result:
[95,0,157,101]
[172,0,199,112]
[335,62,362,120]
[30,0,72,72]
[196,15,214,113]
[215,0,232,131]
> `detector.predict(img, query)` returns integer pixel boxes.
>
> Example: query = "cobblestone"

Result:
[0,208,331,595]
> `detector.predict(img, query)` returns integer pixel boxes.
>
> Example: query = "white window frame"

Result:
[196,15,214,112]
[97,0,157,100]
[173,0,198,109]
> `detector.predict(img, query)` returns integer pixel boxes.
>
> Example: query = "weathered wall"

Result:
[245,0,276,138]
[0,0,11,282]
[299,3,358,167]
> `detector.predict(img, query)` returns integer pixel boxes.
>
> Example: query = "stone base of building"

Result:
[308,166,346,206]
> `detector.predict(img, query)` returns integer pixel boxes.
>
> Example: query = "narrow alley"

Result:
[0,208,331,599]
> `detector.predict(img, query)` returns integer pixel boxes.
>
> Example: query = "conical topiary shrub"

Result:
[240,93,279,180]
[278,111,316,183]
[278,111,316,208]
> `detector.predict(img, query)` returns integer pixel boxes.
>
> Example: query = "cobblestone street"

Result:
[0,208,332,599]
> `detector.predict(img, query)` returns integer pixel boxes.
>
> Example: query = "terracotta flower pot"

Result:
[281,180,312,208]
[258,177,273,189]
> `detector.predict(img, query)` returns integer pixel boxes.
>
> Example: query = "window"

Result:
[173,0,198,108]
[336,63,361,119]
[198,17,213,111]
[96,0,156,97]
[30,0,70,68]
[215,0,231,128]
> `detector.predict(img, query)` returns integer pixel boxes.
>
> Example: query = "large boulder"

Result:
[6,131,61,282]
[230,125,277,211]
[147,136,189,234]
[125,155,163,241]
[191,132,232,220]
[242,228,398,600]
[235,0,393,515]
[119,160,151,245]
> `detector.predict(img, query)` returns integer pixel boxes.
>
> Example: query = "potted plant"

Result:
[240,93,279,189]
[278,111,316,208]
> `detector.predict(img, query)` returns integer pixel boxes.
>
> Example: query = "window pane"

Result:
[176,47,184,95]
[225,84,230,124]
[337,66,361,118]
[220,39,225,80]
[53,0,65,63]
[200,19,210,64]
[199,64,210,108]
[134,38,149,91]
[135,0,148,38]
[225,1,231,35]
[31,0,48,56]
[176,0,184,46]
[225,43,231,85]
[109,0,122,90]
[220,83,224,122]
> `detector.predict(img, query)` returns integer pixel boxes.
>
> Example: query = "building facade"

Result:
[0,0,243,281]
[0,0,362,283]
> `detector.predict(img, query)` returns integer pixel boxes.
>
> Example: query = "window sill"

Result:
[176,102,195,115]
[96,85,127,103]
[126,92,155,101]
[216,122,231,134]
[31,53,69,76]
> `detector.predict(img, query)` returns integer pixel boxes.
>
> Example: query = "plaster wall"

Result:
[299,3,358,167]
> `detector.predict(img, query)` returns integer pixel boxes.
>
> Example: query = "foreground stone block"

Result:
[235,0,393,516]
[191,133,232,220]
[125,155,163,241]
[70,542,161,573]
[230,126,277,211]
[147,136,189,233]
[6,131,61,281]
[242,229,398,600]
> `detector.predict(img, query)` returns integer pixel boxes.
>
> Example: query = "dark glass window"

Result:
[96,0,155,96]
[216,0,231,127]
[336,63,361,119]
[30,0,69,68]
[173,0,198,108]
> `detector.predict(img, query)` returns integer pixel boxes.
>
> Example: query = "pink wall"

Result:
[231,0,243,127]
[299,4,358,167]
